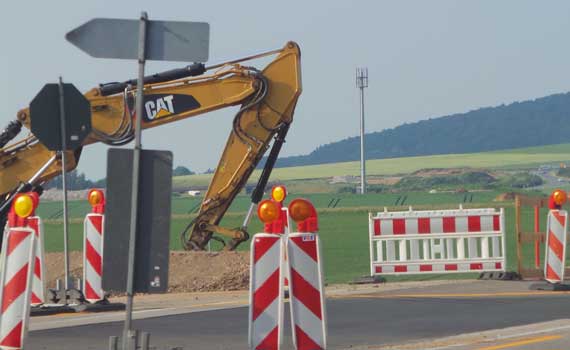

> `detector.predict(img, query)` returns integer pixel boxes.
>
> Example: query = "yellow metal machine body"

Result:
[3,41,302,250]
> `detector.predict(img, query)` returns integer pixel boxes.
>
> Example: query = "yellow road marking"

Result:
[334,291,570,299]
[477,335,562,350]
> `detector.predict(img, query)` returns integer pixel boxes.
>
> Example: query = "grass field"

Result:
[38,190,549,284]
[173,143,570,187]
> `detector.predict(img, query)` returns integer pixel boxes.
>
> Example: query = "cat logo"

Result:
[142,94,201,121]
[145,95,174,120]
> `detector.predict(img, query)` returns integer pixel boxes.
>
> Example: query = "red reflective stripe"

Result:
[444,264,458,271]
[495,262,502,269]
[394,265,407,273]
[85,280,101,300]
[0,321,22,348]
[548,231,564,260]
[443,217,455,233]
[31,293,41,304]
[375,266,382,273]
[86,240,102,276]
[253,236,280,264]
[467,216,481,232]
[291,269,322,319]
[6,230,29,256]
[374,219,381,235]
[2,264,28,313]
[393,219,406,235]
[418,218,431,234]
[88,215,103,235]
[294,325,323,350]
[419,265,432,272]
[252,268,280,321]
[290,236,318,262]
[470,263,483,270]
[546,264,561,281]
[552,211,566,227]
[256,326,279,350]
[34,256,41,278]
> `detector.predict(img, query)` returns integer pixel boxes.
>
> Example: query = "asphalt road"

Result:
[28,293,570,350]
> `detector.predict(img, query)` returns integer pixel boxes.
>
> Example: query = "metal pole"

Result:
[58,76,71,293]
[122,11,147,350]
[359,84,366,194]
[108,336,119,350]
[356,68,368,194]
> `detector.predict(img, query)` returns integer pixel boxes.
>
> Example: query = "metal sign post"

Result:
[122,12,147,350]
[66,13,209,350]
[57,77,71,292]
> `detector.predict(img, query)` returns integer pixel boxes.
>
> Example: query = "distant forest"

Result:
[271,92,570,168]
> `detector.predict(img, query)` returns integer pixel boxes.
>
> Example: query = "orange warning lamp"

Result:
[88,189,105,214]
[288,198,318,233]
[551,189,567,207]
[13,193,35,219]
[257,199,281,224]
[271,185,287,203]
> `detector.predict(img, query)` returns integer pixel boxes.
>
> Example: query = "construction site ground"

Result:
[28,279,570,350]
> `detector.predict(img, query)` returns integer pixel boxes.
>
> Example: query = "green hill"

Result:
[275,92,570,167]
[174,143,570,187]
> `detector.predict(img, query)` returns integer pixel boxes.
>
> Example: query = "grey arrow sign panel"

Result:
[66,18,209,62]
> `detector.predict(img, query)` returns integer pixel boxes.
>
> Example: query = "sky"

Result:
[2,1,570,179]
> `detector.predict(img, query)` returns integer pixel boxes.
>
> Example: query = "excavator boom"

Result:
[1,42,302,250]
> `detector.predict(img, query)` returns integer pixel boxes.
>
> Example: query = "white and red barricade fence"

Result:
[369,207,506,276]
[544,209,567,284]
[83,189,106,303]
[249,193,327,350]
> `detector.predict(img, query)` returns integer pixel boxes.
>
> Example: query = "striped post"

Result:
[0,227,36,350]
[544,210,568,284]
[83,213,105,303]
[28,216,45,306]
[248,233,284,350]
[287,233,327,350]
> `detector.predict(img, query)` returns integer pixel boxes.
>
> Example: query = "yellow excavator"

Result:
[0,41,302,250]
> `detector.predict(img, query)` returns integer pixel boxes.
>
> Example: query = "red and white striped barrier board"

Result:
[369,207,506,276]
[83,213,105,303]
[287,232,327,350]
[544,210,568,283]
[0,227,36,350]
[28,216,45,306]
[249,234,284,350]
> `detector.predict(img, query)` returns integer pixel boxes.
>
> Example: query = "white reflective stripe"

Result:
[481,215,494,231]
[481,237,490,259]
[291,295,325,348]
[492,237,500,257]
[547,250,564,280]
[398,240,407,261]
[468,238,478,259]
[386,241,395,261]
[422,239,430,260]
[288,239,319,290]
[431,218,443,234]
[375,241,383,263]
[456,238,465,259]
[456,216,468,233]
[85,216,103,257]
[85,260,103,299]
[446,238,453,259]
[250,297,280,348]
[405,218,418,234]
[549,212,565,241]
[253,238,282,291]
[0,294,25,341]
[380,220,393,235]
[410,240,419,260]
[4,232,33,284]
[432,264,445,272]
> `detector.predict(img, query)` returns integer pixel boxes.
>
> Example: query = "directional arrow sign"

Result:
[66,18,209,62]
[30,83,91,151]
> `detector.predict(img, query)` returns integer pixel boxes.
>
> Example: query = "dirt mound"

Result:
[43,250,250,294]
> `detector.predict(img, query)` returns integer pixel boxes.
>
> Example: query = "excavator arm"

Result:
[1,41,302,250]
